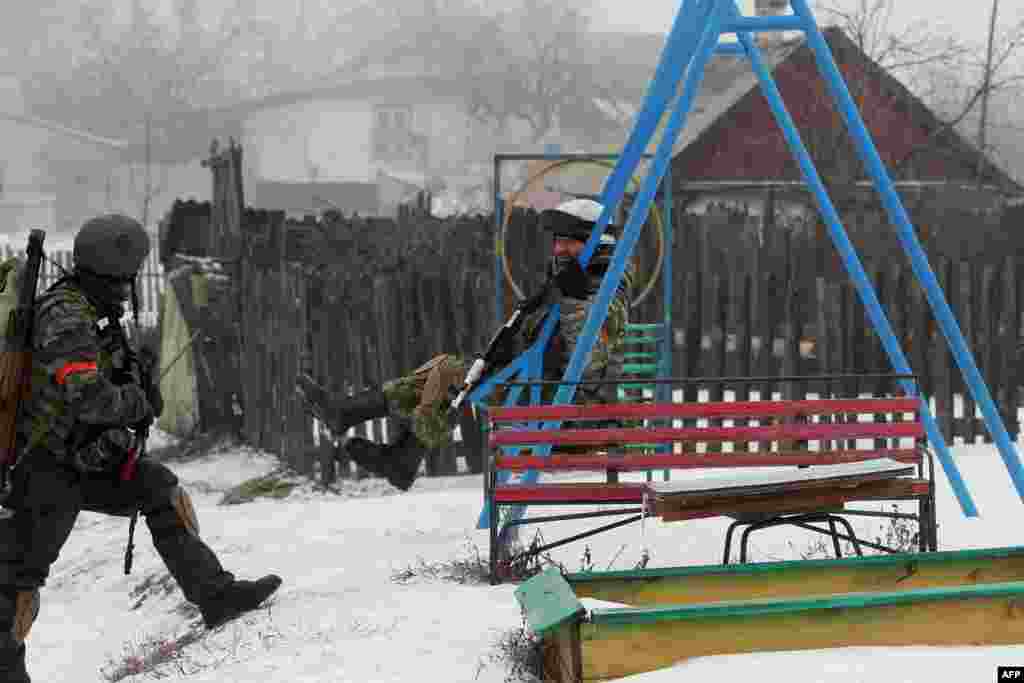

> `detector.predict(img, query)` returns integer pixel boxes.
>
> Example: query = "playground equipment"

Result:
[494,153,677,475]
[469,0,1024,540]
[484,374,937,582]
[468,0,1024,676]
[474,154,674,530]
[517,547,1024,682]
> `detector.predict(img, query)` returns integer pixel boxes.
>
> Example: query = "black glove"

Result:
[517,289,548,314]
[136,345,164,420]
[552,255,592,299]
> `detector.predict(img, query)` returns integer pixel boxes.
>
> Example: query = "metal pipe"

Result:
[502,372,919,387]
[525,515,645,557]
[505,508,644,527]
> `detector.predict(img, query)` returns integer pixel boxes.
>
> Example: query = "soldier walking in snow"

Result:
[297,198,633,491]
[0,215,281,682]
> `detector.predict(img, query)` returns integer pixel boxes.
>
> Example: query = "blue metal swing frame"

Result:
[471,0,1024,537]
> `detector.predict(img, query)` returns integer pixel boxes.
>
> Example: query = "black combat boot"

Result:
[0,642,29,683]
[199,574,282,629]
[344,428,426,492]
[0,589,31,683]
[296,374,389,435]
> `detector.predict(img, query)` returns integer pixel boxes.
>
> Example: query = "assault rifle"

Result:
[449,281,554,415]
[122,286,153,575]
[0,230,46,499]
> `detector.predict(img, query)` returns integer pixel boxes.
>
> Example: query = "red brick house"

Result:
[670,27,1023,218]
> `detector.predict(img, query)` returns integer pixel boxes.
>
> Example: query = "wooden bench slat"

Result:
[653,479,932,523]
[494,483,649,504]
[493,448,922,472]
[487,398,920,423]
[492,478,931,508]
[490,421,924,447]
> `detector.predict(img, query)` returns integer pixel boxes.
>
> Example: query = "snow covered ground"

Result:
[24,426,1024,682]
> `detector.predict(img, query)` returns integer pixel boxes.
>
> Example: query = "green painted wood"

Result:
[623,363,659,374]
[623,352,658,360]
[624,335,661,344]
[515,567,586,635]
[589,580,1024,626]
[625,323,665,332]
[620,383,656,390]
[567,545,1024,585]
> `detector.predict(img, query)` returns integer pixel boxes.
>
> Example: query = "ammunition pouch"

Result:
[69,427,135,474]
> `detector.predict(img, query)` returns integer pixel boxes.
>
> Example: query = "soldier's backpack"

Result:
[0,230,46,496]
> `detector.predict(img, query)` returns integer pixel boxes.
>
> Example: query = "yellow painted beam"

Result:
[579,588,1024,681]
[569,548,1024,607]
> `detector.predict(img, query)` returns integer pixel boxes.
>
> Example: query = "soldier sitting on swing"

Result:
[296,198,634,491]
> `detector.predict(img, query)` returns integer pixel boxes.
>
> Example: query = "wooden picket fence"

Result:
[0,241,165,327]
[626,205,1024,445]
[177,144,1024,479]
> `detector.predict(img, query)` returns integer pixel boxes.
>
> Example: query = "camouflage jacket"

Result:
[520,263,633,403]
[16,280,151,472]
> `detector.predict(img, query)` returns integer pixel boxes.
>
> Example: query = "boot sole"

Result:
[203,578,282,630]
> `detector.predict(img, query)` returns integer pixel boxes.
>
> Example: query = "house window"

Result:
[372,105,418,162]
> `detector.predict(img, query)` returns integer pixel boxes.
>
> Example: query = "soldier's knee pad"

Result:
[0,589,38,644]
[172,486,200,537]
[418,354,465,411]
[147,486,200,538]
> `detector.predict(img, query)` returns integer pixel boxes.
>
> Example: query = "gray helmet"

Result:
[73,214,150,278]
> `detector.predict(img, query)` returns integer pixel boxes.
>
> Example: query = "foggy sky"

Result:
[592,0,1024,48]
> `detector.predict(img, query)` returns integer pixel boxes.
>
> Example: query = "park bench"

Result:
[483,376,937,583]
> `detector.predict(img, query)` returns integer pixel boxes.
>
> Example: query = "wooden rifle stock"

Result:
[0,230,45,473]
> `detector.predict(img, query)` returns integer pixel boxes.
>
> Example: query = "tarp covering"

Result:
[157,283,198,436]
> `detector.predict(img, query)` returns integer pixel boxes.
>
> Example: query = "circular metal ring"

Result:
[497,157,666,309]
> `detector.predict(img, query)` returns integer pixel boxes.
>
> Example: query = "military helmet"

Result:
[539,198,618,247]
[73,214,151,279]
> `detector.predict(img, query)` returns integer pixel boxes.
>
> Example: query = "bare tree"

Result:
[22,0,246,224]
[815,0,1024,188]
[338,0,625,145]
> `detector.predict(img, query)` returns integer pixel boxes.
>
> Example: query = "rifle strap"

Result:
[124,509,138,575]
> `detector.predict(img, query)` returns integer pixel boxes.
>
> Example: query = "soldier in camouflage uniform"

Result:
[0,215,281,682]
[297,198,633,492]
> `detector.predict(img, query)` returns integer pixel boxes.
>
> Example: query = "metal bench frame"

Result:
[482,375,937,582]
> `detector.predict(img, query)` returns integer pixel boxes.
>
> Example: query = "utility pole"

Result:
[976,0,1000,187]
[142,113,152,229]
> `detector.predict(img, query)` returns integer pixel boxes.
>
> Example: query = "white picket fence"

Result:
[1,242,165,328]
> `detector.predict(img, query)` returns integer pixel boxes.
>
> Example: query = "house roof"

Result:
[672,40,802,153]
[670,28,1023,194]
[0,111,125,150]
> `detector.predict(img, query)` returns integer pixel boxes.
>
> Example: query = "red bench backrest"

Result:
[487,398,924,452]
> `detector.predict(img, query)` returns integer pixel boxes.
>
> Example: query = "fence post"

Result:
[934,257,955,444]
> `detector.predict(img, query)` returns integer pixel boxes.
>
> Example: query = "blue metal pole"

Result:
[731,6,978,516]
[473,314,559,529]
[794,0,1024,506]
[538,0,729,449]
[484,4,727,540]
[584,0,712,267]
[723,15,807,33]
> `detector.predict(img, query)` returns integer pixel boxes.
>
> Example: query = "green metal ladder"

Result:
[618,321,672,481]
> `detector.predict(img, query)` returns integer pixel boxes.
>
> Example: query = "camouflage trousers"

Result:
[381,351,623,450]
[382,354,469,450]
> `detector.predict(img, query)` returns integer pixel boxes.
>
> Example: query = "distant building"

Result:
[0,73,125,241]
[113,31,664,218]
[668,27,1024,218]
